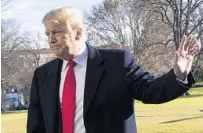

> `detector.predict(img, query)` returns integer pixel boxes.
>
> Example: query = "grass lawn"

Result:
[135,88,203,133]
[1,88,203,133]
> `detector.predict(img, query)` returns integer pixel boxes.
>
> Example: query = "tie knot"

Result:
[67,59,76,67]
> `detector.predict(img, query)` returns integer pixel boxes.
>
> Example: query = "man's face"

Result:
[45,21,77,60]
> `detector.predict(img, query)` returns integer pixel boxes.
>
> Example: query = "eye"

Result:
[45,32,49,36]
[53,30,63,34]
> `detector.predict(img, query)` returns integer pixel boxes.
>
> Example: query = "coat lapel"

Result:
[42,58,63,133]
[84,45,104,115]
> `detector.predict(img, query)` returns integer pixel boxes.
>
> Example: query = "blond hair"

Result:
[42,6,87,41]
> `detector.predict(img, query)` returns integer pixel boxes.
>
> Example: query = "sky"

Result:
[1,0,103,33]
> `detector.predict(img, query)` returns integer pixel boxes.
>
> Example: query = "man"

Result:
[27,6,200,133]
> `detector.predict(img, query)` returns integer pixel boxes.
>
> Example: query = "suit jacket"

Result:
[27,44,195,133]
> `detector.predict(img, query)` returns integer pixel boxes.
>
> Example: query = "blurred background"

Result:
[1,0,203,133]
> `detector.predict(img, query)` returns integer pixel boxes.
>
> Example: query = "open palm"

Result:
[173,35,201,79]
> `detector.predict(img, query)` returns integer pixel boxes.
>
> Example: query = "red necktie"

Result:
[62,60,76,133]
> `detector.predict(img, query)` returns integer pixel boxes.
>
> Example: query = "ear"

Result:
[75,28,82,41]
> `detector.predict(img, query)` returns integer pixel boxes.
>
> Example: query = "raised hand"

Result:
[173,35,201,80]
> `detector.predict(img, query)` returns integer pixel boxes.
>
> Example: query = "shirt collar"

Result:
[62,43,88,71]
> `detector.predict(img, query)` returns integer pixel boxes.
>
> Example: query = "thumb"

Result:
[175,51,180,56]
[175,51,180,62]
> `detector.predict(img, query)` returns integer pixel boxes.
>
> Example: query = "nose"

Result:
[48,33,57,44]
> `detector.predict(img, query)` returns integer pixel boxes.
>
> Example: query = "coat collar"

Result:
[83,44,104,115]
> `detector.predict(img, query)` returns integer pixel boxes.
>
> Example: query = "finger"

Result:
[184,35,192,51]
[191,46,200,57]
[179,35,186,50]
[175,51,180,62]
[179,35,186,55]
[186,55,193,62]
[197,39,202,49]
[176,51,180,57]
[188,39,197,53]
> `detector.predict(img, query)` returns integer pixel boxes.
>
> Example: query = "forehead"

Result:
[44,20,67,32]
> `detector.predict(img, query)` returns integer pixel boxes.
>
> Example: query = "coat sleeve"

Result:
[27,69,46,133]
[124,51,196,104]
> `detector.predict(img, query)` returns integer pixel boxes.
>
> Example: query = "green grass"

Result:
[1,88,203,133]
[135,88,203,133]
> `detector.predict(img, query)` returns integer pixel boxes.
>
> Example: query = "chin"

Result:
[52,50,62,57]
[54,52,63,57]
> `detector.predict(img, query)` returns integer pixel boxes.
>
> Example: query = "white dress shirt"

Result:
[59,43,88,133]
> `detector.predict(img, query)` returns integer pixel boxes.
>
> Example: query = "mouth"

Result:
[51,45,60,49]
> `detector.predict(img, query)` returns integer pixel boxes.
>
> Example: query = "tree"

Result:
[1,20,30,90]
[191,6,203,81]
[145,0,203,82]
[22,32,46,71]
[1,20,45,93]
[86,0,174,72]
[145,0,203,49]
[1,0,13,11]
[1,0,49,104]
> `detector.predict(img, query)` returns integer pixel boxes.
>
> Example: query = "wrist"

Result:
[176,73,187,81]
[173,70,187,80]
[177,75,186,81]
